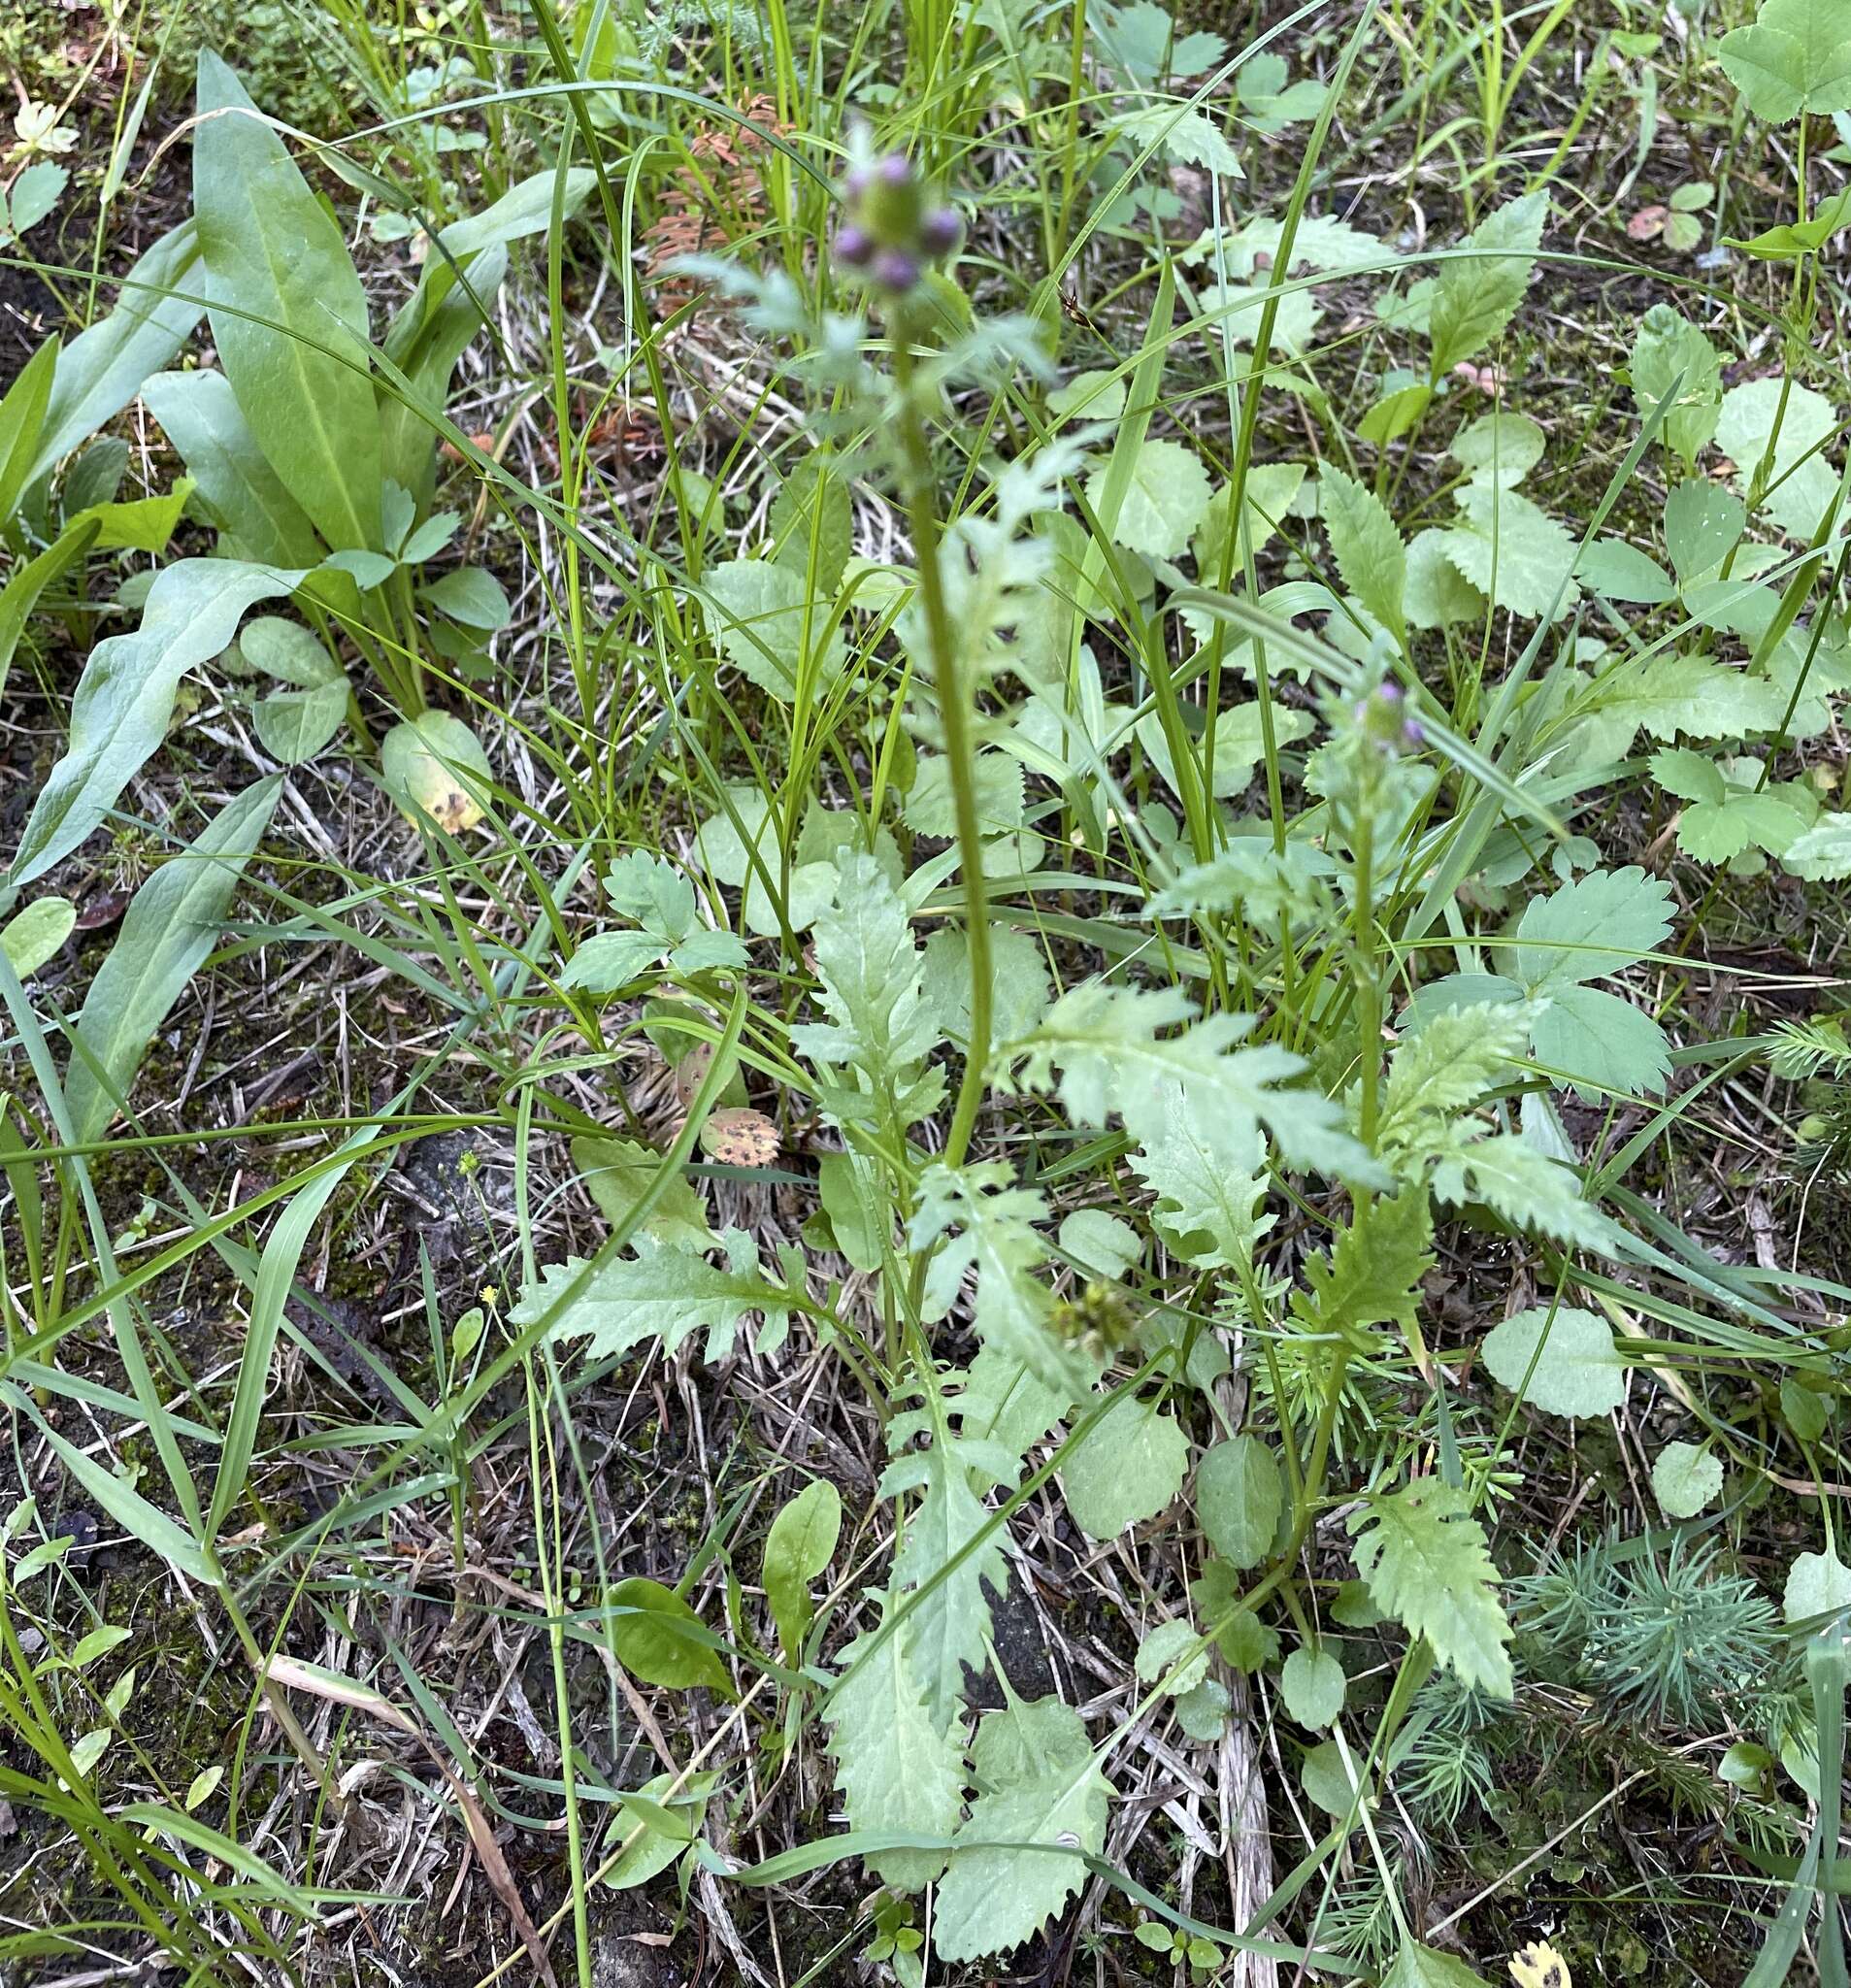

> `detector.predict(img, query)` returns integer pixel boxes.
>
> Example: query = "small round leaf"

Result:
[1482,1306,1627,1419]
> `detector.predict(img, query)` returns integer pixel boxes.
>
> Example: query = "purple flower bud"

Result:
[919,206,962,255]
[876,151,913,187]
[1374,681,1402,704]
[843,163,871,199]
[834,222,875,267]
[872,248,920,293]
[1402,717,1426,748]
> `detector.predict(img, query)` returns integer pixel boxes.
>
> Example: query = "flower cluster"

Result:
[833,147,962,298]
[1352,679,1424,755]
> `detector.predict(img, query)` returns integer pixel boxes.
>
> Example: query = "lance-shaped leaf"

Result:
[10,559,299,887]
[1429,189,1547,377]
[515,1228,793,1364]
[194,52,380,551]
[933,1694,1111,1961]
[64,776,283,1144]
[823,1592,969,1890]
[28,222,207,486]
[143,369,321,567]
[1348,1479,1513,1697]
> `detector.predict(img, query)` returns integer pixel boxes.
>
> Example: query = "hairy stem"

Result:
[891,315,993,1171]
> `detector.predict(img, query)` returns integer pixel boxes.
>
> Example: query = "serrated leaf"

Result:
[904,751,1025,836]
[1347,1479,1513,1696]
[1576,538,1673,604]
[1509,866,1674,994]
[1060,1392,1188,1540]
[1650,746,1727,807]
[909,1165,1100,1402]
[1440,485,1578,620]
[1114,106,1241,176]
[1087,437,1212,561]
[1715,376,1839,540]
[1631,306,1723,469]
[1191,463,1306,577]
[1196,1435,1282,1571]
[789,851,942,1125]
[933,1695,1111,1962]
[882,1388,1011,1731]
[1785,812,1851,878]
[1653,1441,1723,1517]
[1429,1133,1610,1247]
[1292,1187,1434,1349]
[570,1136,711,1247]
[769,458,851,591]
[1319,466,1405,638]
[1450,411,1546,486]
[1017,982,1377,1181]
[1529,983,1671,1099]
[1379,1003,1531,1153]
[1429,189,1547,377]
[1482,1305,1627,1419]
[561,930,665,990]
[704,557,847,699]
[1130,1077,1273,1269]
[517,1229,789,1364]
[1405,527,1488,629]
[1676,783,1814,865]
[824,1598,969,1889]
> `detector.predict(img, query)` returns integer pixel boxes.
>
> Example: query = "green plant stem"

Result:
[890,315,992,1171]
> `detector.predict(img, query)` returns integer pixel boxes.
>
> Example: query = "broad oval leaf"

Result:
[1481,1305,1627,1420]
[1195,1434,1283,1571]
[379,712,491,832]
[611,1576,733,1695]
[194,52,380,551]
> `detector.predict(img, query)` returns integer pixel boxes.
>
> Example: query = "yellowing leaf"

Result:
[380,712,491,832]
